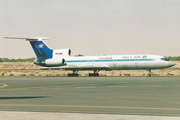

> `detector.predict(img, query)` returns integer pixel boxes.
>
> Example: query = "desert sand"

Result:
[0,61,179,76]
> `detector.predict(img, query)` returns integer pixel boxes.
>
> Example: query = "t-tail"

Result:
[4,37,71,67]
[4,37,52,62]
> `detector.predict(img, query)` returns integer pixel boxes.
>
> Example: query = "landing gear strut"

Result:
[68,70,79,77]
[89,70,100,77]
[147,69,151,77]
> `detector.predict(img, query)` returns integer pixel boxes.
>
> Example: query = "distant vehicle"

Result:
[4,37,175,77]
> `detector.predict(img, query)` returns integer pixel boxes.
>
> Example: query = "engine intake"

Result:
[53,49,71,56]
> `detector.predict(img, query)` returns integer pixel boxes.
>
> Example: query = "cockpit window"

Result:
[161,58,169,61]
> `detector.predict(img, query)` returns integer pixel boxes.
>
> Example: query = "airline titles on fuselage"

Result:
[99,55,143,60]
[122,56,141,59]
[99,57,112,60]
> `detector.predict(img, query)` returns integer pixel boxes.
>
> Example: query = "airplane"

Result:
[4,37,175,77]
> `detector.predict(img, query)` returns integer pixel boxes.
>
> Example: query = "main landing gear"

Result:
[147,69,151,77]
[89,70,100,77]
[67,70,100,77]
[68,70,79,77]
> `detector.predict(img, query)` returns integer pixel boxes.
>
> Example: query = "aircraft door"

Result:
[134,59,138,68]
[113,59,117,67]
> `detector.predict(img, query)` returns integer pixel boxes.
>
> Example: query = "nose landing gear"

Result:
[147,69,151,77]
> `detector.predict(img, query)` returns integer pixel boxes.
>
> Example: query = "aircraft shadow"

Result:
[0,96,49,100]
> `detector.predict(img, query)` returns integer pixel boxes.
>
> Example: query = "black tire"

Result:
[147,73,151,77]
[89,73,99,77]
[68,73,78,77]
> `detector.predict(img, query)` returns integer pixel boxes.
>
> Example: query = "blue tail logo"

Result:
[38,44,44,48]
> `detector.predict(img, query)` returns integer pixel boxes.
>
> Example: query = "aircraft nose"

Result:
[169,61,175,67]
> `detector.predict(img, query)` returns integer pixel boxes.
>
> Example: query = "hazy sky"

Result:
[0,0,180,58]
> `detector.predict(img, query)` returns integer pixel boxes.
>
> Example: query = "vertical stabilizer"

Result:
[4,37,53,62]
[29,40,53,61]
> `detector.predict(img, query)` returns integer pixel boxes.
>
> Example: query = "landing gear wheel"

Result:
[68,73,79,77]
[89,70,100,77]
[89,73,99,76]
[147,73,151,77]
[146,69,152,77]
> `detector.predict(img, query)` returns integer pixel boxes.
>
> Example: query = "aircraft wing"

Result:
[27,65,111,71]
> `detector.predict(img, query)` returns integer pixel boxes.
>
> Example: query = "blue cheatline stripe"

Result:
[66,59,156,63]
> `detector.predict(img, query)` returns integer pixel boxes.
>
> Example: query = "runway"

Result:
[0,76,180,116]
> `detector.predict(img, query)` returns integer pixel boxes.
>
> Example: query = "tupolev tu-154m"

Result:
[4,37,175,77]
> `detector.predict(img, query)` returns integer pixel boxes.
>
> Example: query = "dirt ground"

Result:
[0,61,179,76]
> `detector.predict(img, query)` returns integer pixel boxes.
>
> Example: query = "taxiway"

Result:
[0,76,180,116]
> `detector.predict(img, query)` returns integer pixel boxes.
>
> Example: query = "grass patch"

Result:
[124,74,131,76]
[29,74,35,76]
[166,73,174,76]
[9,74,14,76]
[152,74,160,76]
[20,74,26,76]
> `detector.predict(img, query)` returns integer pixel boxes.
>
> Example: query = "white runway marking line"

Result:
[108,86,128,88]
[141,85,162,87]
[0,83,8,88]
[75,86,95,89]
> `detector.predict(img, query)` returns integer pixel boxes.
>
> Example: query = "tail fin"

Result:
[4,37,53,61]
[30,40,53,61]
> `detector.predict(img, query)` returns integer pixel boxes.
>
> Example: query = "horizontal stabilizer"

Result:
[4,37,49,41]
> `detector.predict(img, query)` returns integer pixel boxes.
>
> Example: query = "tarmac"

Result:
[0,76,180,119]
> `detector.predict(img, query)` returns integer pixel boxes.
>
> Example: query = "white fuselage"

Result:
[59,54,175,70]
